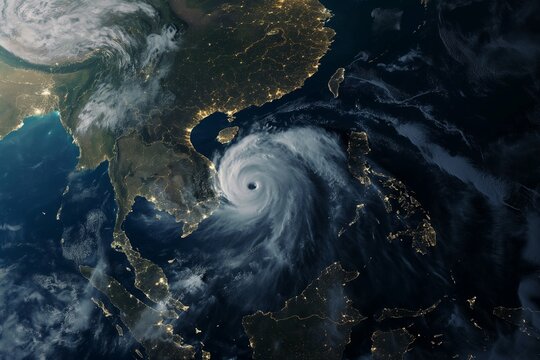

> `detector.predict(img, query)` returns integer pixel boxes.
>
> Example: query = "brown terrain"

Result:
[168,0,210,27]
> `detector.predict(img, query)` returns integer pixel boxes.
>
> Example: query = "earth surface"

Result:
[1,0,540,359]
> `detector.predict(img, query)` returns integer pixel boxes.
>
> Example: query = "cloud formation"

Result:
[0,0,156,66]
[0,265,100,359]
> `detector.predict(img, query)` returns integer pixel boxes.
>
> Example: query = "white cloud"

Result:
[76,25,180,134]
[0,223,22,232]
[0,266,101,359]
[0,0,156,66]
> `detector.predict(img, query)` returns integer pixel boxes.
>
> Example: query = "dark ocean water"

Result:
[186,0,540,358]
[0,114,137,359]
[0,112,77,268]
[1,0,539,359]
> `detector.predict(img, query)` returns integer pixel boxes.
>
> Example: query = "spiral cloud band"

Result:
[209,127,359,269]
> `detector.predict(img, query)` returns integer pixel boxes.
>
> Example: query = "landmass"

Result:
[376,300,441,322]
[0,60,89,139]
[91,297,113,318]
[328,67,345,98]
[347,131,371,185]
[115,324,124,337]
[382,177,437,255]
[0,0,336,354]
[216,126,239,144]
[169,0,210,27]
[347,131,437,254]
[242,262,365,360]
[493,306,540,339]
[107,0,335,240]
[80,266,196,360]
[371,328,415,360]
[104,0,335,308]
[467,296,477,309]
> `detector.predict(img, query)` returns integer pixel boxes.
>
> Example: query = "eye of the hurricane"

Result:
[247,182,258,190]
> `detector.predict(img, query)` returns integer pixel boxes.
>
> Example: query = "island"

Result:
[328,67,345,98]
[347,131,437,254]
[217,126,240,144]
[0,0,336,355]
[243,262,365,359]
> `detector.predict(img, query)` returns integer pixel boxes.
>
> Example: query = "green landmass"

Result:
[0,0,336,354]
[105,0,335,307]
[0,60,90,139]
[80,266,195,359]
[217,126,239,144]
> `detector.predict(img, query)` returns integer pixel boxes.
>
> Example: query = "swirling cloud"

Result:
[0,0,156,66]
[209,127,359,270]
[76,25,180,133]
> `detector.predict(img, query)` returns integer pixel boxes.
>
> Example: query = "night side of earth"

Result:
[0,0,539,359]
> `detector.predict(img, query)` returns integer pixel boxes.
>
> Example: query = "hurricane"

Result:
[212,127,359,266]
[1,0,538,358]
[159,126,367,320]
